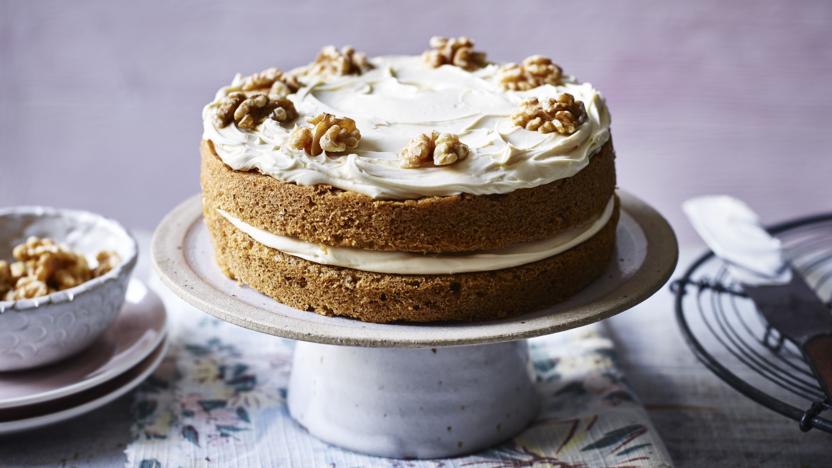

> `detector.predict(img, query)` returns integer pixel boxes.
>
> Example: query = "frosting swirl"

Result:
[202,55,611,199]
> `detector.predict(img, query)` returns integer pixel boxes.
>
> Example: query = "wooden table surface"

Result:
[609,247,832,467]
[0,242,829,467]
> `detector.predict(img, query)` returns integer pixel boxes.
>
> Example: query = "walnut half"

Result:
[299,46,374,80]
[422,36,488,71]
[213,92,247,128]
[214,92,298,130]
[400,131,470,168]
[512,94,587,135]
[498,55,563,91]
[240,67,302,97]
[288,113,361,156]
[0,261,12,298]
[2,236,120,301]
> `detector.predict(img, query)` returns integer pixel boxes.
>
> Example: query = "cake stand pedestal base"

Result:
[287,340,540,458]
[153,191,679,459]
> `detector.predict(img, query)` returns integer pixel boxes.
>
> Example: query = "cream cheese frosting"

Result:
[217,196,615,275]
[202,55,611,199]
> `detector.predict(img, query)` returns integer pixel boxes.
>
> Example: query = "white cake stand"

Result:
[151,190,677,459]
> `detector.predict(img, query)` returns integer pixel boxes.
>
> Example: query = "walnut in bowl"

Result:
[0,207,138,371]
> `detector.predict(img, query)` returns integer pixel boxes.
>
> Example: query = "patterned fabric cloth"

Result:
[125,280,673,467]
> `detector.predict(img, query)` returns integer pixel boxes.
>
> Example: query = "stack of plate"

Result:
[0,280,168,434]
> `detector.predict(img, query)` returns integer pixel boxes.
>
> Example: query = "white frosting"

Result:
[217,196,615,275]
[203,55,611,199]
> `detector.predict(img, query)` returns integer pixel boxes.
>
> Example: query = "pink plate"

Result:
[0,336,168,434]
[0,279,167,409]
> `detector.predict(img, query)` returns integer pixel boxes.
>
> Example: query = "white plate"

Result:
[0,279,167,409]
[152,190,678,347]
[0,336,168,435]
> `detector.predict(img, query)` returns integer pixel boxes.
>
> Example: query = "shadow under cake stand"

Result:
[151,190,678,459]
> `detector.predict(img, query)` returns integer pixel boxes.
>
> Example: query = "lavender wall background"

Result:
[1,0,830,243]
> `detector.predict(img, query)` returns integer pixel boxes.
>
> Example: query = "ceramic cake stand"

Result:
[151,190,677,459]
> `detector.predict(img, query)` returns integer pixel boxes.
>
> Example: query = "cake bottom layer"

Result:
[204,199,619,323]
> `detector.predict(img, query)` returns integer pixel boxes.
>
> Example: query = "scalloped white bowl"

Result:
[0,207,138,372]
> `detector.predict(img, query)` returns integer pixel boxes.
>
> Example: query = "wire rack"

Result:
[673,212,832,433]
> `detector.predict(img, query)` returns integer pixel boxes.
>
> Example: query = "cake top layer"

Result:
[203,43,611,199]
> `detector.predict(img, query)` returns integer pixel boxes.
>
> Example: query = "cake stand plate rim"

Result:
[151,190,678,347]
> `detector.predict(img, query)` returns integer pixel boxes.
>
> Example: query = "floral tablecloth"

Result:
[126,278,673,467]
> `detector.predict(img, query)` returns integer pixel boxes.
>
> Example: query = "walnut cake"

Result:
[200,37,617,323]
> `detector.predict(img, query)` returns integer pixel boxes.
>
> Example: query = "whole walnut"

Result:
[300,46,374,80]
[1,236,120,300]
[215,92,297,130]
[400,131,470,168]
[288,113,361,156]
[498,55,563,91]
[512,93,587,135]
[423,36,488,71]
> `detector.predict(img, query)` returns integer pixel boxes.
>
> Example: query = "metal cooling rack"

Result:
[673,213,832,433]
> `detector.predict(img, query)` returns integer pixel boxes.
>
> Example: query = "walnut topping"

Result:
[400,131,470,168]
[235,94,278,130]
[0,261,11,298]
[1,237,120,301]
[11,277,49,301]
[299,46,373,80]
[511,94,587,135]
[214,92,247,128]
[214,92,298,130]
[94,250,120,277]
[288,113,361,156]
[422,36,488,71]
[498,55,563,91]
[240,67,302,97]
[269,97,299,123]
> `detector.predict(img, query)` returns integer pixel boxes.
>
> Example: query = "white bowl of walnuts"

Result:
[0,207,138,371]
